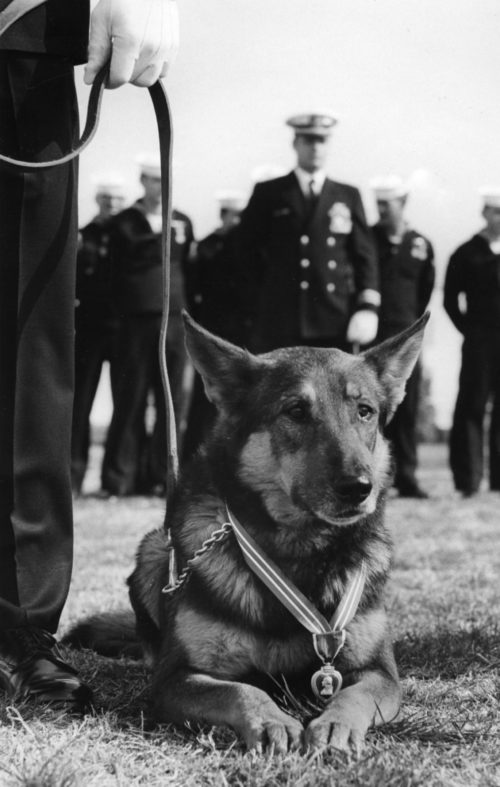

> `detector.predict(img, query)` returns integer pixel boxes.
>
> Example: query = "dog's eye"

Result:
[284,403,309,422]
[358,404,374,421]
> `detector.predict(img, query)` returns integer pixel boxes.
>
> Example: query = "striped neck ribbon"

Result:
[226,506,367,665]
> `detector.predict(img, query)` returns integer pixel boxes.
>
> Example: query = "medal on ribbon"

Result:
[226,506,367,704]
[310,630,345,700]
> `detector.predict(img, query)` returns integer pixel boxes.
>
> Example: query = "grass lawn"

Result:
[0,444,499,786]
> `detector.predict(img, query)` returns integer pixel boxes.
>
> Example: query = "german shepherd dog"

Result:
[68,311,428,754]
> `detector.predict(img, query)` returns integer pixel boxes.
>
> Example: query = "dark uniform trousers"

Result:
[0,54,78,631]
[385,361,422,487]
[71,314,119,493]
[444,234,500,493]
[449,327,500,492]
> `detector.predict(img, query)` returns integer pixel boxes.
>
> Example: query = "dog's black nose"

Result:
[336,475,372,504]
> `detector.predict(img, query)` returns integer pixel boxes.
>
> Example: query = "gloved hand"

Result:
[85,0,180,89]
[346,309,379,346]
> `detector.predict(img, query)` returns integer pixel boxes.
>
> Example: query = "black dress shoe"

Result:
[396,482,429,499]
[0,626,93,711]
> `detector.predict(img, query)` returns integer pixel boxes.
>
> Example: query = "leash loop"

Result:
[0,63,108,170]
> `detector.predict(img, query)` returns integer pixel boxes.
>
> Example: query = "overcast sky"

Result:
[77,0,500,428]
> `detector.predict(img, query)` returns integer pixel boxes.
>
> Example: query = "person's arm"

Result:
[346,188,380,345]
[443,250,466,333]
[85,0,180,89]
[418,240,436,314]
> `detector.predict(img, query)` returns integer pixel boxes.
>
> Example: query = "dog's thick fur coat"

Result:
[68,312,428,753]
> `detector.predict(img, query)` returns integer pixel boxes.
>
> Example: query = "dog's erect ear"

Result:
[362,312,430,422]
[182,311,260,408]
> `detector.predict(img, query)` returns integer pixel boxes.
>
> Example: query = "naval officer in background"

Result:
[237,112,380,352]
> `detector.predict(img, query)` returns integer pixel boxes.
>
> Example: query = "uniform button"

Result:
[327,237,336,247]
[300,235,309,245]
[300,258,310,268]
[326,283,336,293]
[327,260,337,270]
[300,281,309,291]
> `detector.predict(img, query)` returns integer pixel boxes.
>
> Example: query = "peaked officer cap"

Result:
[286,112,338,137]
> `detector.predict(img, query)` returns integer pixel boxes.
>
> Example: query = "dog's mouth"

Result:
[292,491,371,527]
[317,510,365,526]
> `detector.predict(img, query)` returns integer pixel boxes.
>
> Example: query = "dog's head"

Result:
[183,312,429,528]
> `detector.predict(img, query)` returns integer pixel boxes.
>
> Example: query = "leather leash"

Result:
[0,64,179,509]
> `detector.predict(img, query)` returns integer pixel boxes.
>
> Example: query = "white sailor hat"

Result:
[479,186,500,208]
[214,189,246,212]
[136,152,162,178]
[286,112,338,137]
[91,172,126,196]
[370,175,409,201]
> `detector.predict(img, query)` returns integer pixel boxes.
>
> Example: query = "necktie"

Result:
[307,178,318,217]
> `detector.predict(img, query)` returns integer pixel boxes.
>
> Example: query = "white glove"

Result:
[346,309,379,346]
[85,0,180,89]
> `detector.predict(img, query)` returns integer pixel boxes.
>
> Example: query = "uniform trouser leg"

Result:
[71,328,107,493]
[489,397,500,490]
[449,330,491,493]
[487,333,500,490]
[386,361,421,488]
[101,316,158,494]
[0,54,78,632]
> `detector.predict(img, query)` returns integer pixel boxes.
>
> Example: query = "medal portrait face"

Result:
[311,667,342,701]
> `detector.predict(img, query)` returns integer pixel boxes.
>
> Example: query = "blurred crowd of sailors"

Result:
[73,113,500,500]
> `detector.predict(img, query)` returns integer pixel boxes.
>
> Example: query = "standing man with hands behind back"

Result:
[444,188,500,497]
[238,112,380,353]
[0,0,178,710]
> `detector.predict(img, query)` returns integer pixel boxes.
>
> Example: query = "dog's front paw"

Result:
[240,705,303,754]
[304,707,368,754]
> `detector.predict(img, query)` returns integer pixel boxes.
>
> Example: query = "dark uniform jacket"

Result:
[76,217,116,324]
[110,201,194,316]
[373,223,435,339]
[190,226,251,346]
[238,171,378,351]
[444,233,500,334]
